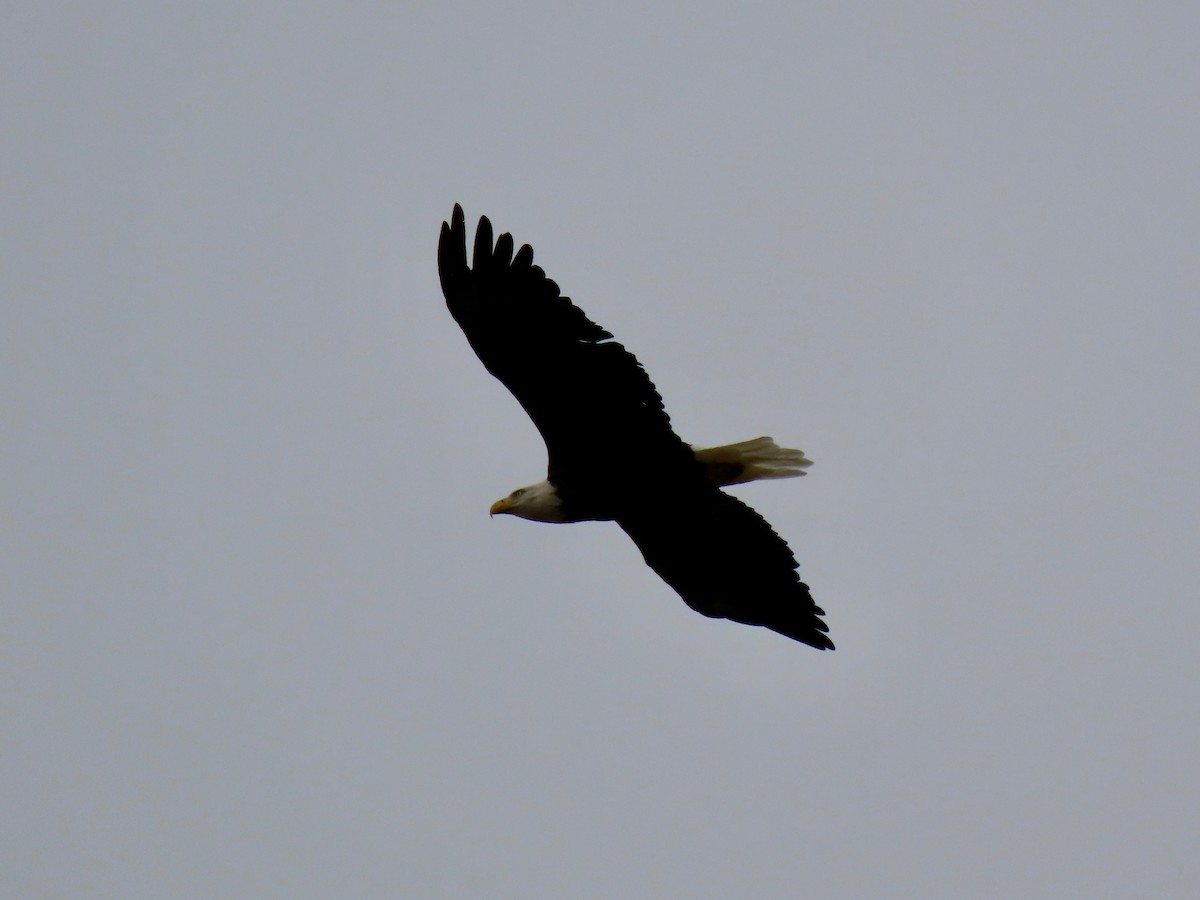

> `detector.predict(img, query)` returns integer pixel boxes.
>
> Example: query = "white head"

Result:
[489,480,567,523]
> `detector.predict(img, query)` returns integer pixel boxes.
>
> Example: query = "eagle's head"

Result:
[489,480,567,523]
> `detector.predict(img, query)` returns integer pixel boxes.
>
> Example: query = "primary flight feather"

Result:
[438,205,832,649]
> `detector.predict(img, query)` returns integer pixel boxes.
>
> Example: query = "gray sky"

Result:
[4,3,1198,897]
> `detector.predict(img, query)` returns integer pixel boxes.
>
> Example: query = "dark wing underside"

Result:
[438,204,697,507]
[439,205,832,648]
[618,486,834,650]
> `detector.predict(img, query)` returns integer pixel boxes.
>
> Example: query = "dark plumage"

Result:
[438,204,832,649]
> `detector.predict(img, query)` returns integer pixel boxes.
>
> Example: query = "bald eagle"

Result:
[439,205,833,650]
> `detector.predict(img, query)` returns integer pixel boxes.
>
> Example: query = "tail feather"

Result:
[692,436,813,487]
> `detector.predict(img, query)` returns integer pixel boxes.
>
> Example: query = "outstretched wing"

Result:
[438,204,696,501]
[617,486,834,650]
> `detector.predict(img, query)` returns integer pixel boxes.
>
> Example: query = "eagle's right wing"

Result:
[617,485,834,650]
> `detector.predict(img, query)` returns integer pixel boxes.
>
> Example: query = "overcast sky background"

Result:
[5,3,1199,897]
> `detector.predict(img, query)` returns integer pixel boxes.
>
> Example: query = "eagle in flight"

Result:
[439,205,833,649]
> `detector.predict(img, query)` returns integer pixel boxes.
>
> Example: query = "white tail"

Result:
[691,436,813,487]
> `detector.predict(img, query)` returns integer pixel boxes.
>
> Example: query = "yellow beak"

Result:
[489,497,515,517]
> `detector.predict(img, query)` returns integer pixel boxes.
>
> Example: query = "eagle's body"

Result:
[492,436,813,523]
[438,205,833,649]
